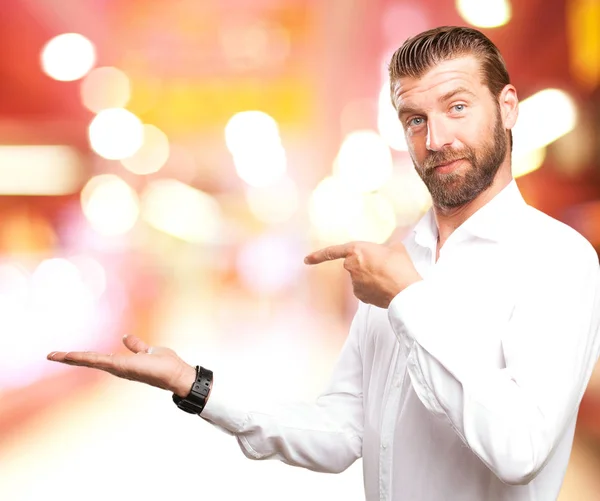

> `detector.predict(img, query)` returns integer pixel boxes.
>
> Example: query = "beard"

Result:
[411,110,508,210]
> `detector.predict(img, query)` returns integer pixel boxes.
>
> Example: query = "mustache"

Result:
[423,148,473,171]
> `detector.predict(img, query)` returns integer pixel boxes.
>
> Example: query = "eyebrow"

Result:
[438,86,477,103]
[396,86,477,118]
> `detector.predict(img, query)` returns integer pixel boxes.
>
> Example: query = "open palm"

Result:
[47,334,196,397]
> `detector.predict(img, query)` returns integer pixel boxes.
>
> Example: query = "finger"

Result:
[304,243,353,265]
[48,351,116,371]
[122,334,151,354]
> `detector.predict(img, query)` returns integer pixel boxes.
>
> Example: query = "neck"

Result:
[433,166,513,250]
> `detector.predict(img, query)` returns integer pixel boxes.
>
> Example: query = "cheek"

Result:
[405,133,427,160]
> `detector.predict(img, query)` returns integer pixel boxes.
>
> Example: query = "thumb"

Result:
[122,334,152,354]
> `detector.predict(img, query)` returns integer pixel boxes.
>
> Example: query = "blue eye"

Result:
[409,117,425,126]
[453,104,466,112]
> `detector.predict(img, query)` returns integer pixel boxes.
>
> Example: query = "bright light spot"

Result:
[456,0,512,28]
[246,176,299,224]
[512,147,546,178]
[513,89,578,154]
[0,145,82,195]
[40,33,96,82]
[378,81,408,151]
[88,108,144,160]
[237,235,302,294]
[225,111,287,187]
[31,259,84,300]
[334,130,393,192]
[68,255,107,299]
[141,179,222,244]
[309,176,397,244]
[309,176,363,243]
[225,111,280,154]
[80,66,131,113]
[81,174,139,236]
[233,144,287,188]
[121,124,170,175]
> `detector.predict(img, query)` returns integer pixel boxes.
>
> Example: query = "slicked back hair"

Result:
[388,26,512,147]
[389,26,510,100]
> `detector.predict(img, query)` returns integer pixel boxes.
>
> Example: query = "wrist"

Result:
[172,365,214,415]
[174,364,197,398]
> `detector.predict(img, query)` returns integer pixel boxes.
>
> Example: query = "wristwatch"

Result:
[172,365,213,414]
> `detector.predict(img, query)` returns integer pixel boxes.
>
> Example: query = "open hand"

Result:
[47,334,196,397]
[304,241,422,308]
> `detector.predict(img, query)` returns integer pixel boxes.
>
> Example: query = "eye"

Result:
[452,104,466,112]
[408,116,425,127]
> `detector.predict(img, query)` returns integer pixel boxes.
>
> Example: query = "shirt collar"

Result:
[413,179,526,248]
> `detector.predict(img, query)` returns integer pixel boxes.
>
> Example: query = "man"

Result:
[48,26,600,501]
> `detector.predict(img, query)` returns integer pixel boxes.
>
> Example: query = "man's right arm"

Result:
[199,303,366,474]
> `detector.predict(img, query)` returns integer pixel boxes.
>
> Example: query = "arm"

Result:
[387,248,600,485]
[200,304,365,473]
[48,306,365,474]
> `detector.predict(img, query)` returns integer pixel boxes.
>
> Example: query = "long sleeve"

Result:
[199,304,366,474]
[387,241,600,486]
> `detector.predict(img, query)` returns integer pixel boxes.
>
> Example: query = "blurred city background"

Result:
[0,0,599,499]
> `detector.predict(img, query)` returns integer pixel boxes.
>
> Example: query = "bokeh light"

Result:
[513,89,577,154]
[378,81,409,151]
[121,124,170,175]
[380,162,432,226]
[233,144,287,188]
[80,66,131,113]
[141,179,222,244]
[40,33,96,82]
[334,130,393,193]
[81,174,140,236]
[245,176,299,224]
[512,147,547,178]
[88,108,144,160]
[309,176,397,244]
[68,255,107,299]
[456,0,512,28]
[225,111,287,187]
[225,111,280,154]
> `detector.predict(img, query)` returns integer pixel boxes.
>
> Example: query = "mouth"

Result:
[433,158,465,174]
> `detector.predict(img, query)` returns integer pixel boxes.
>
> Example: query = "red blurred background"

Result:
[0,1,599,500]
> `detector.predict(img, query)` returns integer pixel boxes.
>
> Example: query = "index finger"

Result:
[304,243,352,265]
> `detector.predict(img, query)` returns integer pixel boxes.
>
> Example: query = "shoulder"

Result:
[510,204,598,272]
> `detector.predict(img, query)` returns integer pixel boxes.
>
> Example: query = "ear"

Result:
[498,84,518,131]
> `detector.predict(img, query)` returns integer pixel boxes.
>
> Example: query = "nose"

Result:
[425,116,454,151]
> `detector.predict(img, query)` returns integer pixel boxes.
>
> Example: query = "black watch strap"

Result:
[172,366,213,415]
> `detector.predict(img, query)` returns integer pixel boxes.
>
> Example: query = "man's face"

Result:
[393,56,509,210]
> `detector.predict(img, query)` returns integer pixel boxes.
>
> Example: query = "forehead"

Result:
[393,55,486,109]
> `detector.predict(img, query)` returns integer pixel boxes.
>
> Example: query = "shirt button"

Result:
[394,379,401,388]
[381,442,388,449]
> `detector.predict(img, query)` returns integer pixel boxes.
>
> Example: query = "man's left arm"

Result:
[387,248,600,486]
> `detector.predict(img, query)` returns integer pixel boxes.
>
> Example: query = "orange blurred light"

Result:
[80,67,131,113]
[121,124,170,175]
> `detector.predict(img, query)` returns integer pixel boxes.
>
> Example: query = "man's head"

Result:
[388,26,518,210]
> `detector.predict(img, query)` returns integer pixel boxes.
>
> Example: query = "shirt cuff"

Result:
[200,382,249,434]
[387,279,430,346]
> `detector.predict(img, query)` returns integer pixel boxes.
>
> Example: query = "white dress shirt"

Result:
[201,180,600,501]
